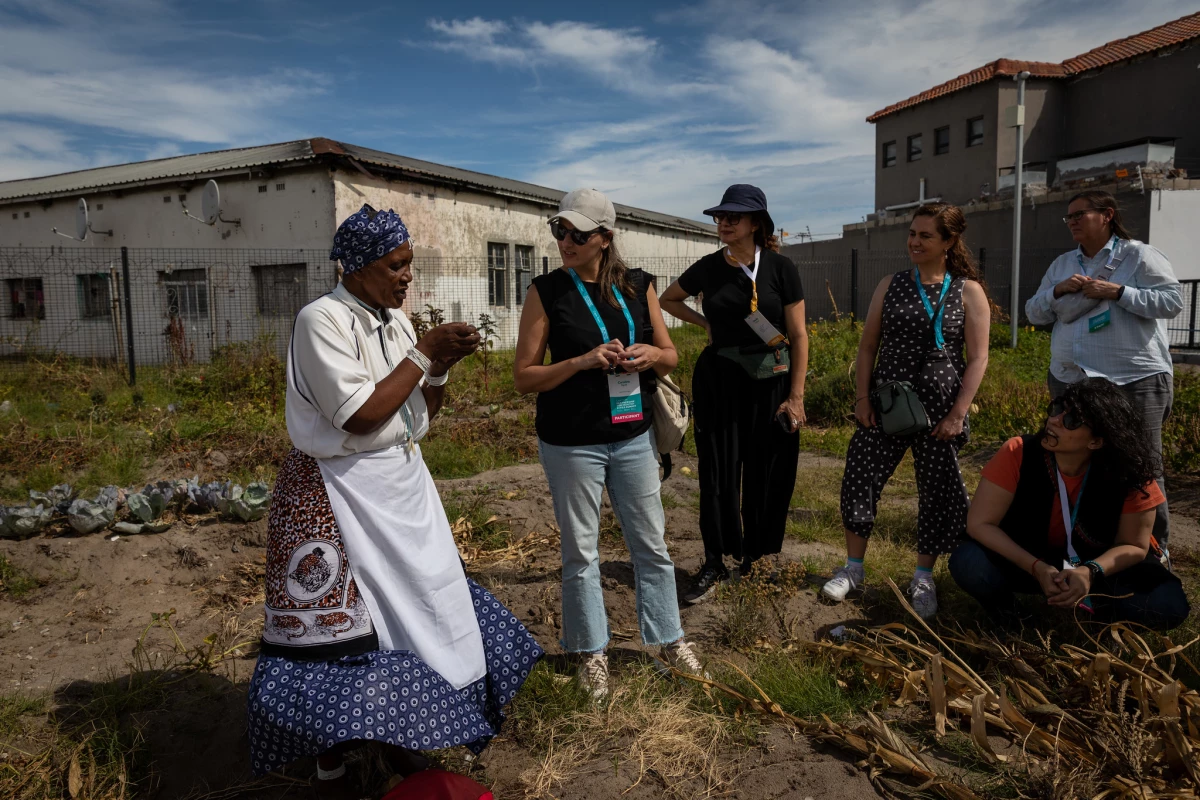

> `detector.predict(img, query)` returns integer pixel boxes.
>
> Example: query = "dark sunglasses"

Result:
[710,212,744,225]
[1047,399,1087,430]
[550,219,603,246]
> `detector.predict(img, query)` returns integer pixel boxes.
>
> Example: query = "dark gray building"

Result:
[868,11,1200,211]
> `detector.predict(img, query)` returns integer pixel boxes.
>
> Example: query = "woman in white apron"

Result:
[246,205,542,796]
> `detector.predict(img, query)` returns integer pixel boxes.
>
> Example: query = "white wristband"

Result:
[316,762,346,780]
[405,348,432,374]
[426,369,449,386]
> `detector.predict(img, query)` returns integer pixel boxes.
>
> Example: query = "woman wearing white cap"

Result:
[514,188,704,700]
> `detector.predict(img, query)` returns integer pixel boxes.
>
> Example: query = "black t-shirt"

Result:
[532,268,655,446]
[677,249,805,348]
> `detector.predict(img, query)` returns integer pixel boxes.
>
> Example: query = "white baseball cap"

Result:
[549,188,616,231]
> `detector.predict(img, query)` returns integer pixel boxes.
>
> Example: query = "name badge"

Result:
[1087,302,1111,332]
[608,372,644,423]
[744,311,787,346]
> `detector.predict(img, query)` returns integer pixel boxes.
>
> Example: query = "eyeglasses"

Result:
[550,220,603,246]
[710,212,744,225]
[1063,209,1098,224]
[1047,399,1087,430]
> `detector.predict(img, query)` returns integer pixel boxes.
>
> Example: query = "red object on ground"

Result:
[380,769,494,800]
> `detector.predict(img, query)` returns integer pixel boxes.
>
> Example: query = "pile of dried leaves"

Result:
[675,578,1199,800]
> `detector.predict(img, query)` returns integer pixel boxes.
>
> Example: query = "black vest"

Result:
[998,435,1127,564]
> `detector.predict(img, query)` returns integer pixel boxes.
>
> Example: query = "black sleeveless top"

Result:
[532,268,655,446]
[1000,434,1128,564]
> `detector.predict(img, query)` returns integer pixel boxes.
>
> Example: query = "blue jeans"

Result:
[949,540,1189,631]
[538,431,685,653]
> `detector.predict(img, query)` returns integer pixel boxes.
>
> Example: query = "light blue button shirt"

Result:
[1025,238,1182,385]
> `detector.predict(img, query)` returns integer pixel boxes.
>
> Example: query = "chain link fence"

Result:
[4,244,1150,381]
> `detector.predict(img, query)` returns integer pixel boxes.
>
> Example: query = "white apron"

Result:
[317,443,486,690]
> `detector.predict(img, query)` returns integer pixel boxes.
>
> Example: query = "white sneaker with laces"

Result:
[577,652,609,701]
[908,575,938,620]
[659,639,709,679]
[821,564,864,602]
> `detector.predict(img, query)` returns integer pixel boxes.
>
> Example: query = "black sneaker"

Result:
[682,564,727,605]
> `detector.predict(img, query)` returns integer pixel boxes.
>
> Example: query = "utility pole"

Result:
[1009,71,1030,349]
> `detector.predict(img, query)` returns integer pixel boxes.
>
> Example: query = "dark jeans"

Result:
[1048,371,1173,549]
[949,540,1190,631]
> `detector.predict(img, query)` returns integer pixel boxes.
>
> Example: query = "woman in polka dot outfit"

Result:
[822,203,990,619]
[247,205,542,797]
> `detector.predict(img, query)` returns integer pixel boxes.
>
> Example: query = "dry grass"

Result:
[516,663,735,799]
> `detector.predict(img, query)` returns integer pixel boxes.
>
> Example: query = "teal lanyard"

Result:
[1057,466,1090,563]
[567,269,636,346]
[913,269,951,350]
[1076,236,1119,273]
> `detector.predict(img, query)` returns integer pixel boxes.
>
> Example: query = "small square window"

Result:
[8,278,44,319]
[163,195,172,203]
[276,183,285,191]
[258,185,268,193]
[427,192,435,200]
[10,213,16,220]
[967,117,985,147]
[907,134,923,162]
[96,203,103,210]
[24,211,30,218]
[882,141,897,168]
[934,126,950,155]
[76,273,112,318]
[412,190,421,198]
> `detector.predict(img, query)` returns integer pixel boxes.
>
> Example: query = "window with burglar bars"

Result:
[253,263,307,317]
[76,273,111,318]
[7,277,44,320]
[514,245,534,304]
[162,268,209,318]
[488,242,508,306]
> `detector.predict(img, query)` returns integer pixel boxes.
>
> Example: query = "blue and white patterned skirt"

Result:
[247,579,542,776]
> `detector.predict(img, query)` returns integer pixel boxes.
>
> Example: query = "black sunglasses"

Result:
[550,219,603,246]
[710,212,744,225]
[1047,399,1087,430]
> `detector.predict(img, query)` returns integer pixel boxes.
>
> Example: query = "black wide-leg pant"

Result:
[692,347,799,569]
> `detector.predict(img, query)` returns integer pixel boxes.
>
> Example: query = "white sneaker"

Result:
[821,564,864,602]
[658,639,709,679]
[577,652,609,701]
[908,576,938,620]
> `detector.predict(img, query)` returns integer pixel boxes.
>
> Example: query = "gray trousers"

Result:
[1048,371,1173,549]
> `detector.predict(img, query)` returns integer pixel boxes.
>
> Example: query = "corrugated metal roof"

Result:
[867,10,1200,122]
[0,138,717,237]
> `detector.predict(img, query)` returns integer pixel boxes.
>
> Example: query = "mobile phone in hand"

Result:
[776,410,793,432]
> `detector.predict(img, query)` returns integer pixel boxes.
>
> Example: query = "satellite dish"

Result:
[76,198,90,241]
[52,196,112,241]
[183,179,240,227]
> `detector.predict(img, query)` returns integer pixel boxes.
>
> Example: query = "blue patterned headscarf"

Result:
[329,204,412,274]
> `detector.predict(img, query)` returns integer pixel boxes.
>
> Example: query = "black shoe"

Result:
[683,564,728,605]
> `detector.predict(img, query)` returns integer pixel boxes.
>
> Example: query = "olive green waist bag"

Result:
[716,344,790,380]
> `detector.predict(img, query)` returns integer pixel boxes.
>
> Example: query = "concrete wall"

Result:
[873,82,1000,209]
[332,171,717,346]
[0,168,337,250]
[1063,42,1200,172]
[1150,189,1200,281]
[996,80,1067,175]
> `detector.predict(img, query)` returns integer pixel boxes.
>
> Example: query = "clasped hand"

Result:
[1034,561,1092,608]
[417,323,481,374]
[579,340,661,373]
[1055,273,1121,301]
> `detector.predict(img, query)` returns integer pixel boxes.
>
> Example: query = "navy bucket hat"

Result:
[703,184,774,236]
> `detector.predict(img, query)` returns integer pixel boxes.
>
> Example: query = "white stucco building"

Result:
[0,139,717,362]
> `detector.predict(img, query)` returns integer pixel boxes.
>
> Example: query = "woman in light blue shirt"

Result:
[1025,189,1180,560]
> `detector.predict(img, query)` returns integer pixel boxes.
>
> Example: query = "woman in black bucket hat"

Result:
[660,184,809,603]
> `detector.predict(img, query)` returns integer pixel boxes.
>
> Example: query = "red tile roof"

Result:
[867,11,1200,122]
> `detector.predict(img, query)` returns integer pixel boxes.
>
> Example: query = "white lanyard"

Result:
[729,246,762,312]
[1056,467,1089,565]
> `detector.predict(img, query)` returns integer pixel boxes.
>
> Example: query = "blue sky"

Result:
[1,0,1196,239]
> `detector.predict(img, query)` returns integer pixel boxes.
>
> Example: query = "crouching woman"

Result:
[950,377,1188,630]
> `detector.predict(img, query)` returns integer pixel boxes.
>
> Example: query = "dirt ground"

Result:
[2,450,1197,799]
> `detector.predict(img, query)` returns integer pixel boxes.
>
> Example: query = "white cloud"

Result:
[427,17,530,65]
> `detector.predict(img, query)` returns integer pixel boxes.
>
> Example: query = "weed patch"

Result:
[0,554,39,598]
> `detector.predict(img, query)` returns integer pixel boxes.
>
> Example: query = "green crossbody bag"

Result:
[871,380,930,437]
[716,344,791,380]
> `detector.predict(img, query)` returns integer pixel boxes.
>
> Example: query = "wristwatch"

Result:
[1082,560,1104,581]
[1116,285,1126,301]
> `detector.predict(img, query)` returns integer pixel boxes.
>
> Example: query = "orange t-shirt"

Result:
[980,436,1163,549]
